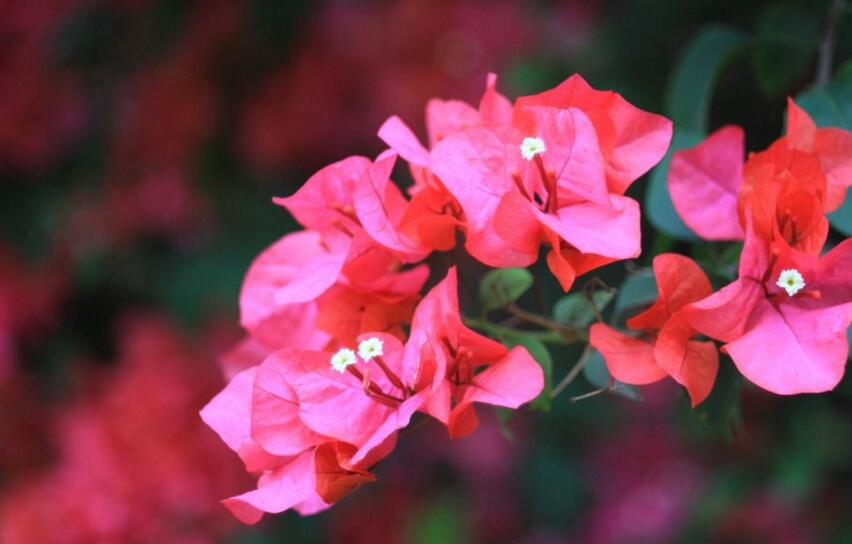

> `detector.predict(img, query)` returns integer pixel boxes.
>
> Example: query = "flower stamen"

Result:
[330,348,357,372]
[520,136,546,160]
[776,269,805,297]
[357,337,384,361]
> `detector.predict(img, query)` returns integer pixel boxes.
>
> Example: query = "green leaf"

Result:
[828,197,852,236]
[553,290,615,328]
[664,25,748,134]
[796,60,852,235]
[752,2,821,97]
[648,25,747,240]
[582,350,642,401]
[848,327,852,360]
[479,267,533,311]
[796,59,852,130]
[519,337,554,411]
[612,268,658,324]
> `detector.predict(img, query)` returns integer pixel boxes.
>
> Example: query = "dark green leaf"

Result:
[479,267,534,311]
[664,25,748,134]
[552,290,614,328]
[752,2,821,97]
[612,268,658,323]
[828,197,852,236]
[848,327,852,360]
[796,59,852,130]
[649,25,747,240]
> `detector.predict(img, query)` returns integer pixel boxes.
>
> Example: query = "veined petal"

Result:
[222,449,316,524]
[199,367,282,472]
[589,323,666,384]
[536,194,641,260]
[668,125,745,240]
[723,297,849,394]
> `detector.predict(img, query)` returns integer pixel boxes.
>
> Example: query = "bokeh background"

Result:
[2,0,852,542]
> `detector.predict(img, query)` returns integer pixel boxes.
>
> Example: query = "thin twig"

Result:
[505,303,584,341]
[582,278,614,324]
[570,387,607,403]
[551,345,593,399]
[817,0,845,85]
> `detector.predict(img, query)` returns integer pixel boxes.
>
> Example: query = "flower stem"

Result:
[570,387,607,403]
[551,345,592,399]
[505,303,586,341]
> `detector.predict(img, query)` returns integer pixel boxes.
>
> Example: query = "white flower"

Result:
[776,268,806,297]
[357,337,384,361]
[330,348,357,372]
[519,136,546,160]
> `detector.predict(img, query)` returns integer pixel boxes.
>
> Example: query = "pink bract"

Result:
[684,220,852,394]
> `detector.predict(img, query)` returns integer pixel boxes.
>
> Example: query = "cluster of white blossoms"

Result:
[330,337,384,372]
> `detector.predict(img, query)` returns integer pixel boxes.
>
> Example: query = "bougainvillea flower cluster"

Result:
[593,100,851,401]
[601,99,852,398]
[203,73,673,522]
[591,254,719,406]
[668,100,851,246]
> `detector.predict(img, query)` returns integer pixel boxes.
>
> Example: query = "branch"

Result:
[551,345,593,399]
[505,303,587,342]
[816,0,845,85]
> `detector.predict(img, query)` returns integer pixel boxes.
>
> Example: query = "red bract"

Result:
[202,270,543,522]
[668,125,746,240]
[400,268,544,438]
[684,220,851,394]
[513,74,675,196]
[739,143,829,254]
[237,229,427,359]
[375,74,512,251]
[783,99,852,210]
[274,154,434,262]
[431,74,671,290]
[590,254,719,406]
[668,100,852,396]
[206,70,676,524]
[669,99,852,247]
[201,361,384,523]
